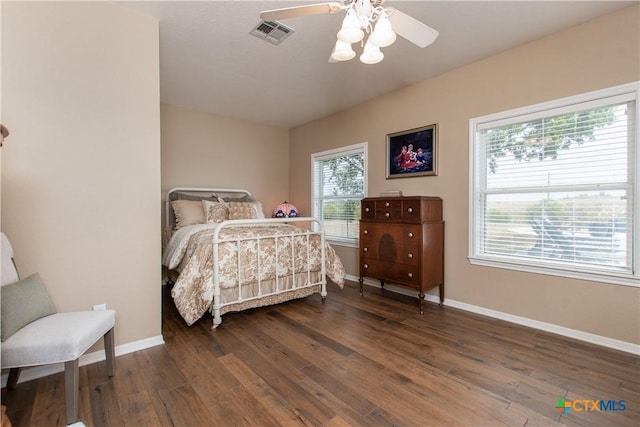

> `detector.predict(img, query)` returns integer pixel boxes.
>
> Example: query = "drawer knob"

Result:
[364,247,368,252]
[407,207,413,213]
[365,207,370,212]
[385,202,390,207]
[385,212,390,218]
[408,232,414,238]
[407,272,413,278]
[364,263,369,269]
[408,253,413,259]
[364,230,368,235]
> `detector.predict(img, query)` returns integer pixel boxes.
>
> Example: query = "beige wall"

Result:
[290,6,640,344]
[161,103,290,219]
[1,2,162,346]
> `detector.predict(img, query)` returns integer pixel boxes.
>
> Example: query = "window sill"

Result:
[468,256,639,287]
[325,238,359,249]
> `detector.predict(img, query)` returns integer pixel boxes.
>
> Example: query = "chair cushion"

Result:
[1,273,57,341]
[1,310,115,368]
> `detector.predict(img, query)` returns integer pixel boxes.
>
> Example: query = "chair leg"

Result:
[104,327,116,377]
[7,368,20,389]
[64,359,79,424]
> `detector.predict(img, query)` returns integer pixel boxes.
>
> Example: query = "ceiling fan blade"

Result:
[260,2,345,22]
[387,8,439,48]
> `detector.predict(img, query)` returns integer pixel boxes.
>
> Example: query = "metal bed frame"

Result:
[165,187,327,329]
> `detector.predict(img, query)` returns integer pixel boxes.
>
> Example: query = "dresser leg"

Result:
[439,283,444,307]
[418,292,425,315]
[359,278,364,295]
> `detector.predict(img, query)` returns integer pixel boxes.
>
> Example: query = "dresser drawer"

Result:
[375,206,402,221]
[360,260,421,288]
[361,200,376,220]
[401,199,422,221]
[360,222,422,245]
[360,242,421,266]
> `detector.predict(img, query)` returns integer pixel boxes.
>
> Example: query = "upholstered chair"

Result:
[0,232,116,424]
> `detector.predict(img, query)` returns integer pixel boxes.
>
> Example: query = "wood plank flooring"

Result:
[2,281,639,426]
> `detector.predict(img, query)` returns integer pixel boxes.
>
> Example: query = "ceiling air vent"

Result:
[250,20,294,45]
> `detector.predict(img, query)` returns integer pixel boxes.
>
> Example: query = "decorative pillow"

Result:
[218,194,255,203]
[1,273,57,341]
[202,200,229,223]
[170,192,218,203]
[171,200,205,229]
[227,202,265,220]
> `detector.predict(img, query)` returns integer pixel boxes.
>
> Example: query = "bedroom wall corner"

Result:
[1,2,162,347]
[160,103,290,221]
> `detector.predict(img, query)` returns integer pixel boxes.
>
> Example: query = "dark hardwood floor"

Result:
[2,281,639,426]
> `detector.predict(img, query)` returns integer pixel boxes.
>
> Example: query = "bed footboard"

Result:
[210,217,327,329]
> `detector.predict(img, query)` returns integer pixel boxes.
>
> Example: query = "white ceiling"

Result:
[122,1,635,129]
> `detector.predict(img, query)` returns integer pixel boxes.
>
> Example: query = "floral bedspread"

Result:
[164,223,346,325]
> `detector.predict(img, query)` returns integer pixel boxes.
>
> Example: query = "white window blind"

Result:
[312,143,367,245]
[469,83,639,286]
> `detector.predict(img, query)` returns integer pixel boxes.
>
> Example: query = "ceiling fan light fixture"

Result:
[260,1,440,66]
[337,8,364,43]
[369,12,396,47]
[331,40,356,61]
[360,40,384,64]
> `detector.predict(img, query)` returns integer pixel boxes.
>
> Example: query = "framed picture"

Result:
[386,124,438,178]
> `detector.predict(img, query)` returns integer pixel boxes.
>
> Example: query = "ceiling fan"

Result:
[259,0,439,64]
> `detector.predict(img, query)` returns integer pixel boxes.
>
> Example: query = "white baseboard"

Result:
[1,335,165,387]
[348,275,639,355]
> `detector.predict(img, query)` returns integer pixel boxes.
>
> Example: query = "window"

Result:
[469,83,639,286]
[312,142,367,246]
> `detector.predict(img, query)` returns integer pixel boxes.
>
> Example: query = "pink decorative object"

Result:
[272,201,299,218]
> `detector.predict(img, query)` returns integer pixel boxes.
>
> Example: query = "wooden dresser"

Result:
[359,196,444,313]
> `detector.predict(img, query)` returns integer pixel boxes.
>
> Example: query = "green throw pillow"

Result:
[1,273,57,341]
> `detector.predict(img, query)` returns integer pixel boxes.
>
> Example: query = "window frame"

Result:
[311,142,368,247]
[468,82,639,287]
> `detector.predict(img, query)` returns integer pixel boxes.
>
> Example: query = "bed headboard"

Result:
[165,187,254,230]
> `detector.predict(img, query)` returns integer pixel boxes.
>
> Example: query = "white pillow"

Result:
[171,200,205,228]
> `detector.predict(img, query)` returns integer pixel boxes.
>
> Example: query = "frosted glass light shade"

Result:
[337,9,364,43]
[360,40,384,64]
[369,13,396,47]
[331,40,356,61]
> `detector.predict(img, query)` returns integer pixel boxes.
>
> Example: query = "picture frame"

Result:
[386,123,438,178]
